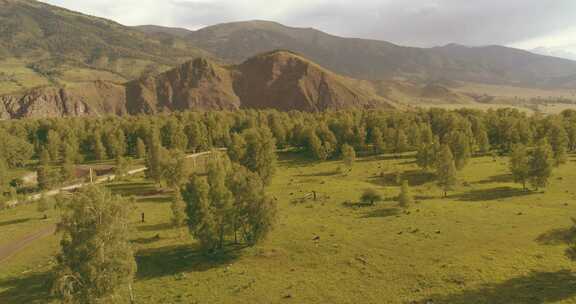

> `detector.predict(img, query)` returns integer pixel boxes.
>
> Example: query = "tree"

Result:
[240,128,277,185]
[183,175,219,253]
[52,186,136,303]
[136,138,147,159]
[207,158,234,249]
[393,129,409,156]
[161,149,188,189]
[448,131,471,170]
[37,194,51,219]
[372,128,386,155]
[360,188,383,205]
[171,190,187,230]
[227,133,247,162]
[93,132,107,161]
[436,145,458,197]
[47,130,62,161]
[145,130,164,184]
[227,163,276,244]
[398,180,413,208]
[0,130,34,168]
[416,137,440,171]
[529,139,554,190]
[341,144,356,168]
[115,156,130,181]
[0,157,10,199]
[547,121,568,166]
[509,144,530,190]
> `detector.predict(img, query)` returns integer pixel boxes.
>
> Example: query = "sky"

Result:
[41,0,576,60]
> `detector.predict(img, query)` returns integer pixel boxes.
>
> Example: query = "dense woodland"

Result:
[1,107,576,302]
[0,108,573,201]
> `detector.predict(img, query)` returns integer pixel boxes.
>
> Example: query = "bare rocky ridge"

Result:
[1,51,408,118]
[0,81,126,119]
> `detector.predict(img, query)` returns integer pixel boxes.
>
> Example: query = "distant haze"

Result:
[40,0,576,60]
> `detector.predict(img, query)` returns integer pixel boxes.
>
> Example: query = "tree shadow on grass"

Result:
[357,153,415,162]
[136,195,173,203]
[420,270,576,304]
[136,244,243,279]
[535,226,576,245]
[368,170,436,187]
[295,170,340,177]
[137,222,174,232]
[361,207,401,218]
[472,173,514,185]
[131,235,161,245]
[451,187,534,202]
[0,272,53,304]
[0,218,31,227]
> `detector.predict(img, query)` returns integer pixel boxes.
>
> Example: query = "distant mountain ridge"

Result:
[138,20,576,88]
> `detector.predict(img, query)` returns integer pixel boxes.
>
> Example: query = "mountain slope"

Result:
[181,20,576,87]
[125,50,396,114]
[0,0,212,95]
[1,51,414,118]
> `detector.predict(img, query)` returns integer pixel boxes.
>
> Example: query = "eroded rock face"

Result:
[0,81,126,119]
[0,51,399,119]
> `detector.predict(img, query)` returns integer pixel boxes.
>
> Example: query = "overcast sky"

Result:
[41,0,576,59]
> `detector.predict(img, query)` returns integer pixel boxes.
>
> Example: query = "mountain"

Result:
[0,51,475,118]
[171,20,576,88]
[0,0,212,95]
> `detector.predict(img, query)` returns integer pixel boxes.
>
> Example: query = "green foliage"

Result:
[161,149,188,189]
[52,186,136,303]
[136,138,147,159]
[436,145,458,197]
[238,127,277,185]
[183,157,277,253]
[448,130,472,170]
[509,144,530,190]
[398,180,414,208]
[227,133,247,162]
[170,190,187,229]
[0,129,33,168]
[341,144,356,168]
[529,139,554,190]
[183,175,219,252]
[416,136,440,171]
[393,129,409,155]
[371,128,386,155]
[360,188,382,205]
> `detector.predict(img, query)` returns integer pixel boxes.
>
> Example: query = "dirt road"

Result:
[0,225,56,263]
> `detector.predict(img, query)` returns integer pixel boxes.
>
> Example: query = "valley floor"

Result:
[2,152,576,303]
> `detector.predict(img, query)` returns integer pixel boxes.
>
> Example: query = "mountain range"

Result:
[0,0,575,118]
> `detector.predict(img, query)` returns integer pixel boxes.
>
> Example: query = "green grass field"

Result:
[2,151,576,303]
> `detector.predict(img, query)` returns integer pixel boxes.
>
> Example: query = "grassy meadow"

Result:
[2,151,576,303]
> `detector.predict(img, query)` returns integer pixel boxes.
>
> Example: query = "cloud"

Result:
[40,0,576,52]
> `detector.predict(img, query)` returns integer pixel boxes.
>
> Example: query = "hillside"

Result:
[178,20,576,87]
[0,0,212,95]
[2,51,473,118]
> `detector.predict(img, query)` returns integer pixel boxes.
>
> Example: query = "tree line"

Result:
[1,108,575,202]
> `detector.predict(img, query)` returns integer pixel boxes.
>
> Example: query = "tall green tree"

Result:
[135,138,147,159]
[509,144,530,190]
[529,139,554,190]
[341,144,356,168]
[398,180,414,208]
[436,145,458,197]
[372,128,386,155]
[52,186,136,303]
[183,175,219,253]
[171,190,187,230]
[240,128,277,185]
